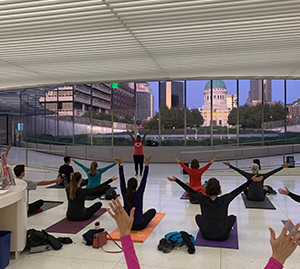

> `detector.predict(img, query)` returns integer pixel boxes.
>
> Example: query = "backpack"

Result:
[104,188,118,200]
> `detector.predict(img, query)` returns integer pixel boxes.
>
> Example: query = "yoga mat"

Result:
[109,213,166,242]
[45,208,107,234]
[28,201,64,217]
[46,184,65,189]
[241,193,276,210]
[180,191,189,199]
[195,220,239,249]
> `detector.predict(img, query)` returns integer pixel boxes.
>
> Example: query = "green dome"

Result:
[205,80,226,90]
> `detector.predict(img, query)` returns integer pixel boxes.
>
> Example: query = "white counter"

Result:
[0,179,27,258]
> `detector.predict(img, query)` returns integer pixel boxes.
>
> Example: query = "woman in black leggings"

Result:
[127,129,149,176]
[167,175,262,240]
[223,161,289,201]
[64,172,117,221]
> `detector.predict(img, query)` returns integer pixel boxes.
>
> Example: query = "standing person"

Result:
[127,129,149,176]
[170,154,221,203]
[58,156,74,186]
[64,172,117,221]
[113,154,156,230]
[278,187,300,203]
[167,175,262,241]
[72,158,116,189]
[223,161,289,201]
[13,165,62,216]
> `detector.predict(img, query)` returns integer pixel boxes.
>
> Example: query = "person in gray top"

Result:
[223,161,289,201]
[14,164,62,215]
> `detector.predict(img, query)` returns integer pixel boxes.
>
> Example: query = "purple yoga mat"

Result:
[195,220,239,249]
[45,208,107,234]
[180,191,189,199]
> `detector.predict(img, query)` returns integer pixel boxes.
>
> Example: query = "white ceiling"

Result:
[1,0,300,90]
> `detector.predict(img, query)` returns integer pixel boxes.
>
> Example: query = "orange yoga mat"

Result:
[108,213,166,242]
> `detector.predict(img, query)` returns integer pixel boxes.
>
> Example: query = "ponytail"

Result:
[69,172,82,200]
[125,177,138,208]
[251,163,259,175]
[89,161,98,176]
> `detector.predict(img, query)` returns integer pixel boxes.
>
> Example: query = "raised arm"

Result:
[127,129,135,143]
[142,129,149,143]
[72,160,90,174]
[279,187,300,203]
[113,156,126,196]
[37,176,63,186]
[107,199,140,269]
[210,154,221,164]
[170,155,181,164]
[262,165,286,180]
[136,154,152,193]
[97,163,116,174]
[168,176,198,196]
[224,162,252,180]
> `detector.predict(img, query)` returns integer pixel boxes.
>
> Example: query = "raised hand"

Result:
[167,176,177,182]
[282,163,290,168]
[145,154,153,164]
[269,219,300,265]
[111,176,118,181]
[278,187,290,195]
[170,155,176,159]
[107,198,135,237]
[70,158,75,162]
[223,161,231,167]
[55,176,63,184]
[214,154,221,160]
[113,156,122,165]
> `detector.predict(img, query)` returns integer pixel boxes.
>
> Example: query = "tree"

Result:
[228,102,286,129]
[144,106,204,130]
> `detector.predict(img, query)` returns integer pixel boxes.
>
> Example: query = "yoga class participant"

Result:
[167,175,262,241]
[113,154,156,230]
[14,164,63,215]
[223,161,289,201]
[64,172,117,221]
[72,158,116,188]
[108,198,140,269]
[264,219,300,269]
[127,129,149,176]
[170,154,221,203]
[58,156,74,185]
[278,187,300,203]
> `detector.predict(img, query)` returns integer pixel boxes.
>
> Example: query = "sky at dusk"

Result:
[148,80,300,114]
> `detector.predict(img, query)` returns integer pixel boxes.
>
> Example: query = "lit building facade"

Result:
[136,82,154,121]
[201,80,229,126]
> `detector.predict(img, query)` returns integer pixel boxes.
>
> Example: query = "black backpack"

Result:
[104,188,119,200]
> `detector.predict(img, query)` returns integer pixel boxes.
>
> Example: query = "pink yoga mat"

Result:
[45,208,107,234]
[195,220,239,249]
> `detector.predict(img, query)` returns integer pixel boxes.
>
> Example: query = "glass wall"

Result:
[0,79,299,148]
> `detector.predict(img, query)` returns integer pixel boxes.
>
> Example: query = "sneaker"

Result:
[157,238,166,251]
[135,174,138,176]
[162,240,174,253]
[180,231,195,254]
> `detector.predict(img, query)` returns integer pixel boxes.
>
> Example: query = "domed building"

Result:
[201,80,229,126]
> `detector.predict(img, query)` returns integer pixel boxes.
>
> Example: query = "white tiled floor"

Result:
[4,150,300,269]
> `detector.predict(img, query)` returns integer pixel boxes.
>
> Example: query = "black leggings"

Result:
[131,208,156,231]
[195,214,236,241]
[89,185,111,196]
[133,155,144,175]
[28,199,44,215]
[85,202,103,220]
[244,188,267,201]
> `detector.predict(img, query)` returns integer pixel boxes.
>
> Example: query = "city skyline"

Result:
[148,80,300,114]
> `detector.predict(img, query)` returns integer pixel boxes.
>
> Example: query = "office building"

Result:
[247,79,272,105]
[160,81,183,108]
[136,82,154,121]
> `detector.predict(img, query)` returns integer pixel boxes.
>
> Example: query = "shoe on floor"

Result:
[33,208,43,213]
[157,238,166,251]
[162,240,174,253]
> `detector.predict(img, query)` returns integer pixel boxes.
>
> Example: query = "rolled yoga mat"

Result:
[241,193,276,210]
[180,191,189,199]
[86,187,118,200]
[45,208,107,234]
[28,201,64,217]
[195,220,239,249]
